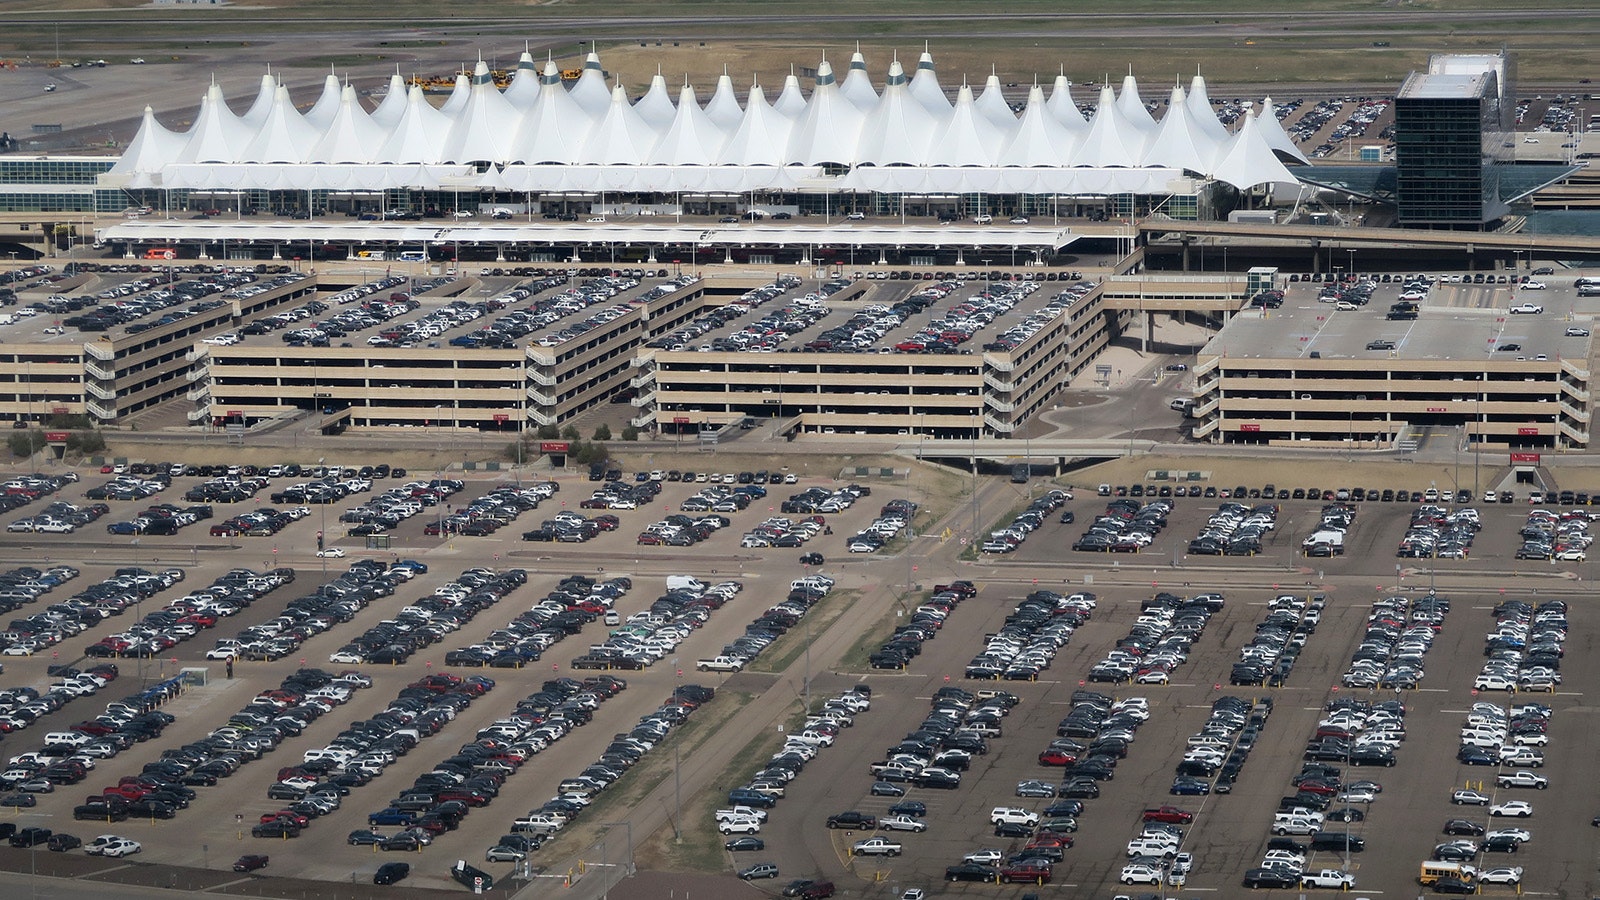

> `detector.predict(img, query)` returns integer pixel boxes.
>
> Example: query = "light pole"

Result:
[1346,249,1356,281]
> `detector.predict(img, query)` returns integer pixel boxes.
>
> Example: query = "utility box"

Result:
[179,667,209,687]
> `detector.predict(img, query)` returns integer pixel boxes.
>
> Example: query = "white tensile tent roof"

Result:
[907,49,950,115]
[112,52,1301,195]
[239,73,279,132]
[308,85,385,164]
[1143,85,1216,174]
[1212,109,1299,190]
[718,83,791,166]
[439,60,519,163]
[569,51,612,119]
[773,72,808,119]
[375,85,449,164]
[438,73,471,118]
[240,85,321,164]
[1047,74,1088,133]
[840,49,879,111]
[1075,84,1140,167]
[369,73,410,130]
[508,61,592,164]
[503,52,542,110]
[651,84,726,165]
[302,72,345,133]
[578,85,660,165]
[786,60,864,166]
[1258,97,1310,164]
[704,72,744,132]
[635,73,678,130]
[854,60,937,166]
[997,85,1074,167]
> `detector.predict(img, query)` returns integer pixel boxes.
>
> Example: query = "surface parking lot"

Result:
[0,465,1597,898]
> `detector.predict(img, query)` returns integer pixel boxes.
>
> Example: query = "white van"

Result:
[666,575,707,593]
[1169,398,1197,415]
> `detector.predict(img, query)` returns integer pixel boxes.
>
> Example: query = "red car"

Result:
[999,861,1052,885]
[261,811,309,827]
[233,854,268,873]
[1037,750,1077,767]
[1141,806,1195,824]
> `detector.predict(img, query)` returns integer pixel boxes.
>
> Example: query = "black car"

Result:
[1242,867,1298,888]
[945,863,1000,883]
[47,833,81,852]
[993,821,1033,838]
[1443,819,1485,836]
[347,830,386,846]
[724,837,765,852]
[1432,877,1476,894]
[374,862,410,885]
[9,827,50,847]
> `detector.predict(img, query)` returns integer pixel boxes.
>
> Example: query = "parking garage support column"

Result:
[1466,244,1475,271]
[1180,234,1191,272]
[1310,239,1320,275]
[495,245,506,263]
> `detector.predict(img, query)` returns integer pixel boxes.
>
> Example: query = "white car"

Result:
[1553,547,1585,561]
[1334,300,1359,311]
[1490,800,1533,818]
[315,547,346,558]
[1453,789,1491,806]
[1120,863,1164,885]
[1479,866,1524,885]
[718,818,761,834]
[1134,670,1170,685]
[1510,303,1544,314]
[1522,281,1547,290]
[328,650,365,664]
[1486,828,1531,844]
[99,838,142,857]
[1475,674,1516,691]
[1511,732,1549,747]
[964,849,1004,865]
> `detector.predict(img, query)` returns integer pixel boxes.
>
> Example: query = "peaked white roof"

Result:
[1143,85,1214,173]
[996,84,1074,167]
[175,82,249,164]
[509,62,592,164]
[438,72,471,118]
[1185,74,1231,147]
[854,60,936,166]
[1258,96,1309,164]
[578,84,659,165]
[839,50,879,111]
[975,73,1019,133]
[773,73,808,119]
[1047,75,1088,132]
[440,60,519,163]
[1212,109,1299,189]
[635,74,678,130]
[718,83,792,165]
[930,84,1001,166]
[1075,84,1140,167]
[705,73,744,132]
[240,85,320,164]
[307,84,385,164]
[651,84,726,165]
[239,74,279,131]
[369,73,410,130]
[503,52,543,110]
[1115,74,1158,152]
[109,106,186,177]
[786,60,864,165]
[907,50,951,115]
[375,84,448,164]
[303,73,344,133]
[569,51,613,119]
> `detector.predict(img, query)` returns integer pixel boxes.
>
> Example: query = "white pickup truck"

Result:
[1300,869,1355,889]
[850,837,903,857]
[714,806,769,822]
[697,655,744,672]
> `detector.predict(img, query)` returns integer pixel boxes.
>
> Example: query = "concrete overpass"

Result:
[1137,219,1600,270]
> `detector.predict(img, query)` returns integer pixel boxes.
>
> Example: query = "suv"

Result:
[825,811,875,830]
[800,881,836,899]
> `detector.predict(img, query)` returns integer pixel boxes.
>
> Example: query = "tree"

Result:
[592,423,612,441]
[561,425,580,441]
[621,425,640,441]
[7,430,43,459]
[65,431,106,454]
[536,424,560,440]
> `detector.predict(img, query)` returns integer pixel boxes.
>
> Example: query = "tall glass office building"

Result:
[1394,52,1513,228]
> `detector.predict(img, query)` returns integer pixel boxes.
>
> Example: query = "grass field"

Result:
[3,1,1599,88]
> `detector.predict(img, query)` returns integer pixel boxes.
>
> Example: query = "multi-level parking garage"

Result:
[1189,274,1597,450]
